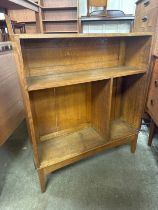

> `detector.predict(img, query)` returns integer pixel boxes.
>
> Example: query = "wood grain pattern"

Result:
[8,0,37,34]
[13,33,151,192]
[0,51,24,145]
[39,119,137,169]
[27,66,146,91]
[41,0,79,33]
[91,79,112,139]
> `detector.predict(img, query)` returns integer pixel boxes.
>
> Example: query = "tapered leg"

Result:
[38,169,46,193]
[148,120,156,146]
[131,135,138,153]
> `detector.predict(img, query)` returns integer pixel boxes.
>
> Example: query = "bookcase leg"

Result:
[148,120,156,146]
[38,169,46,193]
[130,135,138,153]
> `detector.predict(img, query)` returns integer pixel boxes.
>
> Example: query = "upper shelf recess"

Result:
[27,66,147,91]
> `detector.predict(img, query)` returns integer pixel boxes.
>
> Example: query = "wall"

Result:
[0,13,4,20]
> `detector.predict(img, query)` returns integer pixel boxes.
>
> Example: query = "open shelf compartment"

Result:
[29,73,145,168]
[20,35,151,91]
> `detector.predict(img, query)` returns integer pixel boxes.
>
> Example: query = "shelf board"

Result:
[18,21,36,24]
[42,6,77,10]
[39,119,138,168]
[17,32,152,39]
[43,19,77,22]
[27,66,146,91]
[44,30,78,34]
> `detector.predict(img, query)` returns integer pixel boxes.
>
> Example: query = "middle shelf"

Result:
[27,66,146,91]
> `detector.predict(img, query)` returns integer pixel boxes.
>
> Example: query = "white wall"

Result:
[0,13,4,20]
[79,0,136,17]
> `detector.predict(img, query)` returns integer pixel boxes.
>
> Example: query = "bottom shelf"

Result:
[39,120,137,169]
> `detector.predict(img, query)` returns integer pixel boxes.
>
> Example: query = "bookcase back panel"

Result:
[111,74,146,129]
[121,74,146,129]
[42,0,77,7]
[125,37,151,69]
[22,38,120,77]
[30,79,112,139]
[43,10,77,21]
[31,83,90,136]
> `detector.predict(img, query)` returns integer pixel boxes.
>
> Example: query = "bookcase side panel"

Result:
[13,38,40,167]
[125,36,152,70]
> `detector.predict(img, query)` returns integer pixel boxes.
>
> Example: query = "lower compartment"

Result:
[39,119,137,168]
[29,75,146,169]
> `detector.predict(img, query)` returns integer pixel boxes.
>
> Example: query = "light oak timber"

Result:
[13,33,152,192]
[16,32,152,39]
[27,66,147,91]
[0,50,24,145]
[41,0,79,33]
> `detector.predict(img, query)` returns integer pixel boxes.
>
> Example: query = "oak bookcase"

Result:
[13,33,152,192]
[40,0,79,33]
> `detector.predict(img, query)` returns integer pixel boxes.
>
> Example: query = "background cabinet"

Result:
[8,0,37,34]
[0,43,24,145]
[134,0,158,145]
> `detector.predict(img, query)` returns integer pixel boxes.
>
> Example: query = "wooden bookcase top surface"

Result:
[15,32,152,39]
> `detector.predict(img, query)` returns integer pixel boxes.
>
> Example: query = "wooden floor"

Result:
[39,119,137,168]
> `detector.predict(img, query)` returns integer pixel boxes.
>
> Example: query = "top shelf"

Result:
[15,32,152,40]
[42,6,77,10]
[27,66,147,91]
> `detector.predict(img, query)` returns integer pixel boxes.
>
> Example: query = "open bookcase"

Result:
[40,0,79,33]
[14,33,152,192]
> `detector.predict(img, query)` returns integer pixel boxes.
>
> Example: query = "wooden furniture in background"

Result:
[147,55,158,146]
[14,32,151,192]
[79,12,134,33]
[11,21,26,33]
[0,0,39,145]
[0,42,24,145]
[0,20,9,41]
[87,0,108,16]
[134,0,158,55]
[134,0,158,145]
[40,0,79,33]
[0,0,39,11]
[0,0,40,36]
[8,8,37,33]
[9,0,80,34]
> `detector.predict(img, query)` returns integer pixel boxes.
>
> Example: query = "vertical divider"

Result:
[77,0,80,33]
[35,0,44,33]
[91,78,113,141]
